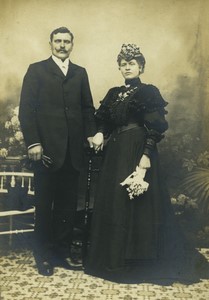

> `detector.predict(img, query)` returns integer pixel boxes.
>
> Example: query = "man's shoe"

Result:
[37,260,54,276]
[62,256,83,270]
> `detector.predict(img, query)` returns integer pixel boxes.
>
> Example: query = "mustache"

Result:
[57,49,68,53]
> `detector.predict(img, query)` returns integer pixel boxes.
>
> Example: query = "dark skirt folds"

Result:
[85,126,209,283]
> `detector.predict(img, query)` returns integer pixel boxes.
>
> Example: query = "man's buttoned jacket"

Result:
[19,57,96,171]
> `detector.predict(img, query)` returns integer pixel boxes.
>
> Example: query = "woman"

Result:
[85,44,209,283]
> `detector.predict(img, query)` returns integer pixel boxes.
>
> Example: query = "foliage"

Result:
[0,105,26,157]
[180,167,209,214]
[159,132,201,169]
[159,132,209,217]
[180,150,209,215]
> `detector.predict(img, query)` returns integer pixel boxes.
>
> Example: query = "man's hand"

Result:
[138,154,151,169]
[92,132,104,153]
[28,145,43,161]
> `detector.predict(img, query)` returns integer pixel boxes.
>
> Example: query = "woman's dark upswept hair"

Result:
[50,27,74,42]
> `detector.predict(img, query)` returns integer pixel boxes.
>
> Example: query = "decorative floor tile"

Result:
[0,236,209,300]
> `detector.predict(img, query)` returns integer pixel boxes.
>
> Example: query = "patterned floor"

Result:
[0,234,209,300]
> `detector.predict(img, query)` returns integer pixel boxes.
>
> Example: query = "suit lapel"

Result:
[46,57,66,79]
[46,57,78,80]
[65,61,78,80]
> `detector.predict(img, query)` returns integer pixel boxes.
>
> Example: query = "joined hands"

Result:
[87,132,104,153]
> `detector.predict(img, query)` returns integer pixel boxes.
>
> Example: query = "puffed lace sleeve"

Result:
[142,85,168,157]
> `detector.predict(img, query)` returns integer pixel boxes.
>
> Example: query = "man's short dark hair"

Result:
[50,27,74,42]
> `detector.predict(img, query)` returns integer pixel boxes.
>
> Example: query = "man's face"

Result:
[50,32,73,61]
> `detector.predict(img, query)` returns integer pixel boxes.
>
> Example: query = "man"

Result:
[19,27,97,276]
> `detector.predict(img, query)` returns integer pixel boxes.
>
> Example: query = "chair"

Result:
[0,151,101,249]
[0,157,35,245]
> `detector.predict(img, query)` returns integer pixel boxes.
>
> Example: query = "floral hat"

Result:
[117,44,145,66]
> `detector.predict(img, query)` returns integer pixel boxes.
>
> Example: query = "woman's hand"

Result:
[87,137,94,148]
[92,132,104,152]
[138,154,151,169]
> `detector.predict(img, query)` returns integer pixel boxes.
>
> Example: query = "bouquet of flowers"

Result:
[120,166,149,200]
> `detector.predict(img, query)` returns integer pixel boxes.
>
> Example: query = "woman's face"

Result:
[119,59,141,80]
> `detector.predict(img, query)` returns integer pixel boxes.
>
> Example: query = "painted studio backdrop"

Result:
[0,0,209,245]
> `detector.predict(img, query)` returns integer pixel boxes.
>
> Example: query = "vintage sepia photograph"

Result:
[0,0,209,299]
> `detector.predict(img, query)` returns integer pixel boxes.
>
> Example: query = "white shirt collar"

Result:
[52,55,69,75]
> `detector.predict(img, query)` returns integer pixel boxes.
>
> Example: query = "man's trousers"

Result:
[33,154,79,259]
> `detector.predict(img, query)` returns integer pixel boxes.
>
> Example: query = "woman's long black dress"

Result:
[85,78,209,283]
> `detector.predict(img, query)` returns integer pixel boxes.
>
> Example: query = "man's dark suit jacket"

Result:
[19,57,96,171]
